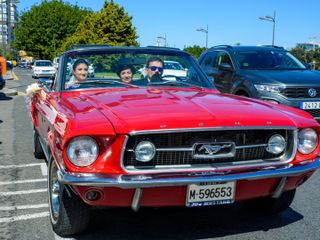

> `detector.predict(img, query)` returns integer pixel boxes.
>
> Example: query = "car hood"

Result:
[34,66,55,71]
[243,70,320,86]
[70,88,314,134]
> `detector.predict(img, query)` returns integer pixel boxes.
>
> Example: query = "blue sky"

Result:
[19,0,320,49]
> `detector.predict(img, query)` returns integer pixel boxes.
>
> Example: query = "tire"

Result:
[34,132,45,159]
[244,189,296,215]
[48,157,91,236]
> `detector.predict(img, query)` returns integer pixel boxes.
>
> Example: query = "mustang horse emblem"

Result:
[198,144,232,155]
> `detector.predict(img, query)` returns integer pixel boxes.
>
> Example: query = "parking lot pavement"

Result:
[1,70,17,96]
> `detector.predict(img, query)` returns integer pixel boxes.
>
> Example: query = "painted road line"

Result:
[0,163,44,169]
[0,178,47,185]
[40,163,48,176]
[55,234,75,240]
[0,212,49,223]
[18,91,27,96]
[12,70,19,80]
[0,163,47,176]
[0,189,47,196]
[0,204,48,211]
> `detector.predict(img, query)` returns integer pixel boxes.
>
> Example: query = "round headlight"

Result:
[266,134,286,154]
[298,128,318,154]
[135,141,156,162]
[67,136,99,166]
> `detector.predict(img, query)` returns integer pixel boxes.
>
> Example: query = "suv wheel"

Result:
[235,91,249,97]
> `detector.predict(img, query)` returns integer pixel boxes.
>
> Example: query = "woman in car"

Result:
[65,59,89,89]
[117,65,133,84]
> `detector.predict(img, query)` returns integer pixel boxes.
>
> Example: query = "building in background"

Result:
[0,0,19,58]
[296,43,320,51]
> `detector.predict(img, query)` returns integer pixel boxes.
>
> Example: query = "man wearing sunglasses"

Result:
[145,56,164,82]
[135,57,165,85]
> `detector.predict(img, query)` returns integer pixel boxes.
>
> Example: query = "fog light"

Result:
[266,134,286,154]
[86,190,102,201]
[135,141,156,162]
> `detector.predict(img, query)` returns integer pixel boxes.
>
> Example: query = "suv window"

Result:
[215,51,233,68]
[234,50,306,70]
[201,52,217,67]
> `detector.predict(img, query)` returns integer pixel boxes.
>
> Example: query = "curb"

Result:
[1,88,18,96]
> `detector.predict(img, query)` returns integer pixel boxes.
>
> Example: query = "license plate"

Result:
[186,181,235,207]
[300,101,320,110]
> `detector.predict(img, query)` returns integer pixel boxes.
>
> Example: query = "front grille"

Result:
[122,129,295,171]
[281,87,320,98]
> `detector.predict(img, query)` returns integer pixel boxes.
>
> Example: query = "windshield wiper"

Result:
[79,80,134,87]
[147,80,203,89]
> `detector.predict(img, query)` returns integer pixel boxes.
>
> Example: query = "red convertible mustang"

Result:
[30,45,320,236]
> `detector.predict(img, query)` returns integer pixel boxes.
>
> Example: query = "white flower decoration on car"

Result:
[26,83,42,96]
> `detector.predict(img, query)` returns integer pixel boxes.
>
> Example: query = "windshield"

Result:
[234,49,306,70]
[35,61,53,67]
[62,49,213,91]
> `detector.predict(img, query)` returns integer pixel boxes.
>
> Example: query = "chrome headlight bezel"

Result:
[66,136,99,167]
[298,128,318,154]
[135,141,156,162]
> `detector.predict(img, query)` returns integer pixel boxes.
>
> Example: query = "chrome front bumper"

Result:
[57,158,320,189]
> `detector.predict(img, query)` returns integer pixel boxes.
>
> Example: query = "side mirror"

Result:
[38,78,53,89]
[218,63,233,72]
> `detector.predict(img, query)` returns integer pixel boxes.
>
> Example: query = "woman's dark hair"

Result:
[72,59,89,71]
[117,65,133,77]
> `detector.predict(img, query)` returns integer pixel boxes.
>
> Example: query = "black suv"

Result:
[198,45,320,121]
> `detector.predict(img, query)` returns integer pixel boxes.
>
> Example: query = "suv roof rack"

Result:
[260,45,284,49]
[209,45,233,50]
[146,46,181,51]
[70,44,111,49]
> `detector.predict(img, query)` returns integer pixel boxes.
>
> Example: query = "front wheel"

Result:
[48,157,91,236]
[34,131,45,159]
[244,189,296,215]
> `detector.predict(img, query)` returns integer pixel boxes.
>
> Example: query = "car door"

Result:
[33,79,60,156]
[200,51,236,93]
[212,51,236,93]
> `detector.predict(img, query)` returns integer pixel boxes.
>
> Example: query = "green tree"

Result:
[290,47,309,63]
[58,0,138,53]
[183,45,206,59]
[13,0,91,59]
[290,47,320,69]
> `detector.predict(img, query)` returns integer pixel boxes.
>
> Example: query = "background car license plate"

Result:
[300,101,320,110]
[186,181,235,207]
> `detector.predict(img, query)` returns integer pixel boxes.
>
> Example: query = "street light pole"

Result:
[157,34,167,47]
[259,11,276,46]
[196,25,208,49]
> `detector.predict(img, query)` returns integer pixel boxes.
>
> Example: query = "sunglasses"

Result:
[149,66,163,72]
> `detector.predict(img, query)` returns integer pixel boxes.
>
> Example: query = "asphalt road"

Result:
[0,67,320,240]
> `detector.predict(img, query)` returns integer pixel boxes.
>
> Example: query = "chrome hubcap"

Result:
[50,161,61,219]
